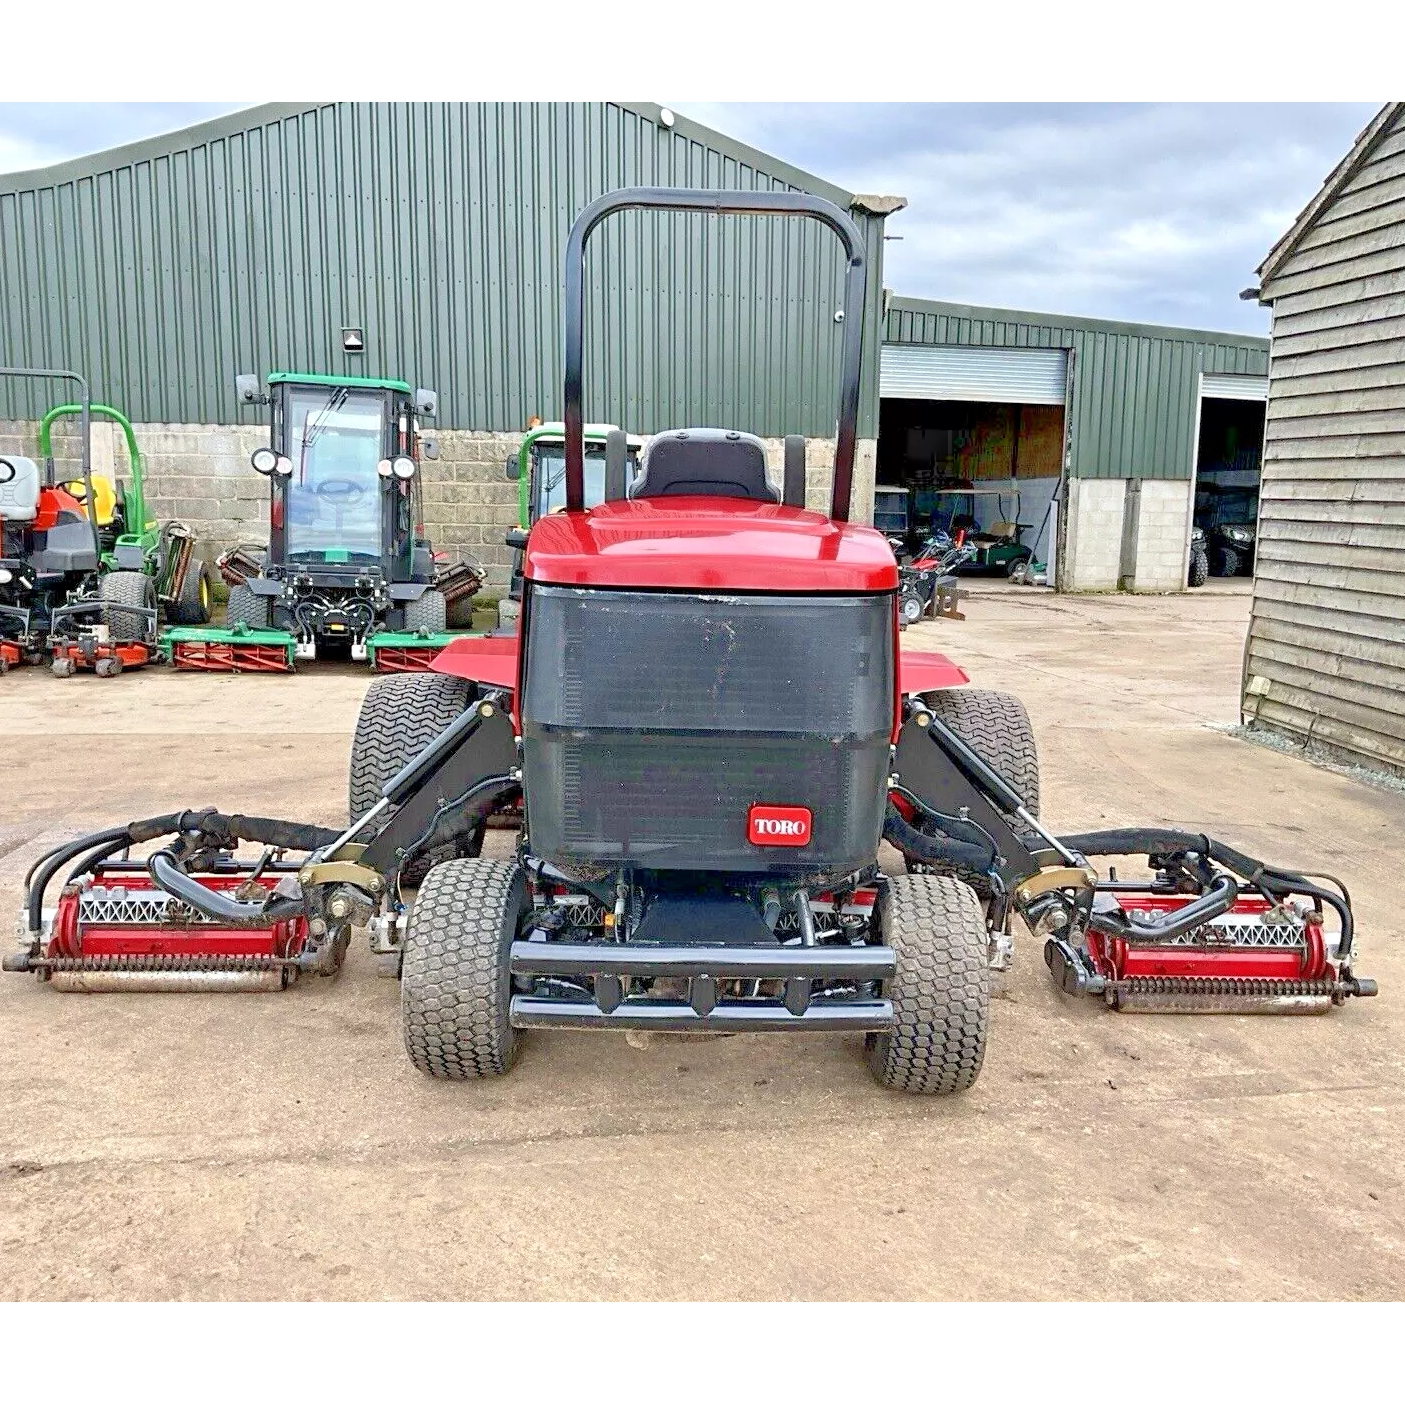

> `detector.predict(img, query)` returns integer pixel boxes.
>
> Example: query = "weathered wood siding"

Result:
[1249,107,1405,774]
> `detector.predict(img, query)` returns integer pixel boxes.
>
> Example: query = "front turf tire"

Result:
[405,588,448,633]
[401,859,525,1079]
[99,570,156,643]
[868,873,989,1095]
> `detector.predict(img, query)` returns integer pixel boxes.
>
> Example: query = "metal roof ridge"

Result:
[0,102,324,194]
[616,102,856,206]
[886,294,1270,349]
[0,100,866,212]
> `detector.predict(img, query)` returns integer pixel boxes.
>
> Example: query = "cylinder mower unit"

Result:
[164,372,480,674]
[4,191,1375,1100]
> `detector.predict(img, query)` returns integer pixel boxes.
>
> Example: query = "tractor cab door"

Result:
[274,384,395,576]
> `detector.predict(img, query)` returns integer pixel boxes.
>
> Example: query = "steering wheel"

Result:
[313,478,368,506]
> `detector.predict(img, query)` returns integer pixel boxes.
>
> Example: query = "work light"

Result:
[274,456,294,477]
[391,456,416,480]
[251,447,277,474]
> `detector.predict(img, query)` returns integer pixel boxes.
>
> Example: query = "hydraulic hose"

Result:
[126,810,341,852]
[26,827,132,935]
[1087,872,1238,942]
[146,850,305,925]
[883,802,994,874]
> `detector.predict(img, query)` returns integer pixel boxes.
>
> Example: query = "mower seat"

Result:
[629,428,779,503]
[63,474,119,527]
[970,520,1020,547]
[0,456,41,523]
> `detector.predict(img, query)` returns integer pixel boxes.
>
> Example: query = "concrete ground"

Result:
[1,580,1401,1300]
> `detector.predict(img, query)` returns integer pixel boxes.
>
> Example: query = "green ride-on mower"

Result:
[163,372,484,674]
[503,421,645,607]
[0,366,206,677]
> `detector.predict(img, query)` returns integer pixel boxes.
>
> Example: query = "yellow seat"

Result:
[63,475,119,526]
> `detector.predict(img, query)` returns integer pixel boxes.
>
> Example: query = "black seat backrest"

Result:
[629,428,778,503]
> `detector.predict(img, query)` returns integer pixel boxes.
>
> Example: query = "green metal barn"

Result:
[0,100,1268,590]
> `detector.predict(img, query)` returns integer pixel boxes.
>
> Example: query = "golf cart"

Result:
[932,486,1034,577]
[1,367,204,676]
[165,372,482,672]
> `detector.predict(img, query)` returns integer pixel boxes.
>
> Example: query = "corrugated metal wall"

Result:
[884,298,1269,479]
[0,102,886,437]
[1248,104,1405,774]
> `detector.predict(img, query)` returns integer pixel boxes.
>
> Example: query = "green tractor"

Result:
[504,421,645,605]
[164,372,484,673]
[1,368,206,676]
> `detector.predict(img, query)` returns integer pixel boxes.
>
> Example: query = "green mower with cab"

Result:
[163,371,485,673]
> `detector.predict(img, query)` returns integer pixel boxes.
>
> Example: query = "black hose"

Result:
[63,836,131,890]
[1087,873,1238,942]
[126,810,341,851]
[26,827,131,934]
[883,802,994,873]
[397,777,520,868]
[146,851,304,925]
[1059,827,1356,960]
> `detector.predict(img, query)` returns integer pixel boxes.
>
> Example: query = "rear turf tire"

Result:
[405,588,447,633]
[225,582,270,629]
[1188,547,1209,588]
[401,858,525,1079]
[868,873,989,1095]
[1210,545,1240,578]
[906,687,1040,894]
[165,559,213,624]
[99,570,156,644]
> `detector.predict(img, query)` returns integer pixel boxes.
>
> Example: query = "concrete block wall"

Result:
[1062,479,1127,590]
[1,421,879,592]
[1126,480,1192,592]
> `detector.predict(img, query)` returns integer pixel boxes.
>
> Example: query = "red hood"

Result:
[523,497,899,593]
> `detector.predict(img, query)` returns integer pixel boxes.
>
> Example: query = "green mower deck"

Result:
[161,624,298,673]
[160,624,481,673]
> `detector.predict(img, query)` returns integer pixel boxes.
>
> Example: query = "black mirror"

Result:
[505,527,529,550]
[419,432,441,461]
[414,387,438,417]
[235,373,260,404]
[505,454,521,481]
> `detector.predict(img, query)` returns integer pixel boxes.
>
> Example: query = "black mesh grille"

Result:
[522,587,894,875]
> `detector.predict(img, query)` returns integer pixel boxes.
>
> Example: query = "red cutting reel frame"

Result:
[1047,886,1373,1014]
[41,863,310,991]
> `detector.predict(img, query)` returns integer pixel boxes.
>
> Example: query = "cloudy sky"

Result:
[0,101,1379,335]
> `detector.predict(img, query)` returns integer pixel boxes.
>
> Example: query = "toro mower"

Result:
[7,191,1374,1094]
[0,367,204,676]
[163,372,483,674]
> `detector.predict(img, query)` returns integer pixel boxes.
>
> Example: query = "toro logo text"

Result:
[747,804,813,848]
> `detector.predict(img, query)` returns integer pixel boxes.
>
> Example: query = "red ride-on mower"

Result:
[6,190,1374,1086]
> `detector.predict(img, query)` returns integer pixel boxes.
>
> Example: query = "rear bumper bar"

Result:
[511,996,894,1033]
[508,940,896,1032]
[509,940,895,982]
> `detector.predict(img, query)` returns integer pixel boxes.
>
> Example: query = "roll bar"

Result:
[0,366,98,559]
[562,188,868,522]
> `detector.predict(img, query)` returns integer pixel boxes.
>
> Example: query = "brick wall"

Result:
[1,419,878,591]
[1062,479,1127,591]
[1126,480,1192,592]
